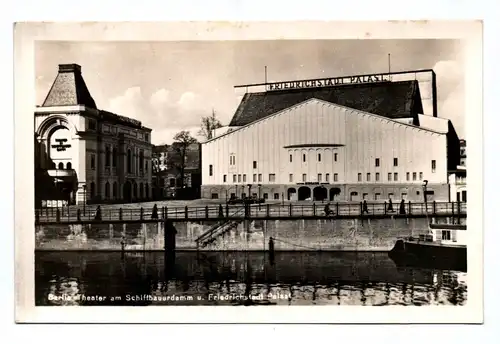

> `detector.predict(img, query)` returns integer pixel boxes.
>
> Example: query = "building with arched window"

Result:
[34,64,153,206]
[201,70,462,202]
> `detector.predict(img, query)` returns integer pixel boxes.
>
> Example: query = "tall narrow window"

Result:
[334,173,338,182]
[258,174,262,182]
[326,173,330,182]
[302,174,307,182]
[66,162,72,170]
[139,150,144,171]
[317,173,322,182]
[318,153,321,162]
[358,173,362,182]
[413,172,417,181]
[253,161,257,169]
[233,174,237,183]
[431,160,436,173]
[375,173,380,181]
[269,174,276,182]
[209,164,213,176]
[58,162,64,170]
[393,158,398,167]
[237,174,241,182]
[105,182,110,199]
[334,153,338,162]
[406,172,410,181]
[419,172,423,180]
[289,154,292,162]
[367,173,371,182]
[127,149,132,173]
[243,174,247,182]
[91,154,96,170]
[375,158,380,167]
[223,175,227,183]
[253,174,257,182]
[394,173,398,181]
[112,147,117,167]
[289,174,293,182]
[388,173,392,181]
[303,154,306,162]
[105,146,111,167]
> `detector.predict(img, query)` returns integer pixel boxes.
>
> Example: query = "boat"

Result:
[388,181,467,272]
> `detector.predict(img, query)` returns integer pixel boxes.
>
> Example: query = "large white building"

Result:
[35,64,153,206]
[201,71,462,202]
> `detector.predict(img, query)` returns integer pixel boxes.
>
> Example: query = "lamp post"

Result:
[82,184,86,214]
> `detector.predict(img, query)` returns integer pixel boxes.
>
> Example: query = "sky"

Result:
[35,39,465,144]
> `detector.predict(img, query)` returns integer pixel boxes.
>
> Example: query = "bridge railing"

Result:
[35,201,467,224]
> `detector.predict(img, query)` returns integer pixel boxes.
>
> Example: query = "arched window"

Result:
[112,147,117,167]
[127,149,132,173]
[145,183,149,198]
[105,182,110,199]
[58,162,64,169]
[51,162,56,169]
[90,182,95,198]
[105,146,111,167]
[133,182,137,198]
[113,182,118,199]
[66,162,72,170]
[140,183,144,198]
[139,150,144,171]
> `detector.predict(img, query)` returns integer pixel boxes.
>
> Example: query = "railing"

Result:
[195,208,245,247]
[35,201,467,224]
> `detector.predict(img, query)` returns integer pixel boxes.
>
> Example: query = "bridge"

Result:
[35,201,466,225]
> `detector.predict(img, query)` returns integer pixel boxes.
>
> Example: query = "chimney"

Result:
[58,64,82,73]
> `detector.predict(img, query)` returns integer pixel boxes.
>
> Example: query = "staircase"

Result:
[195,208,244,249]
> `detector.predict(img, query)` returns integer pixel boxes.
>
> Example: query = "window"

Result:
[431,160,436,173]
[263,193,269,199]
[145,161,148,172]
[375,193,381,200]
[388,173,392,181]
[230,193,236,199]
[211,193,219,199]
[91,154,96,170]
[419,172,423,180]
[230,155,235,165]
[238,174,241,182]
[145,133,149,142]
[393,158,398,167]
[318,153,321,162]
[326,173,330,182]
[258,174,262,182]
[334,173,338,182]
[375,173,380,181]
[289,174,293,182]
[66,162,72,170]
[105,182,110,199]
[112,147,117,167]
[363,193,368,200]
[243,174,247,182]
[413,172,417,181]
[127,150,131,173]
[169,178,175,187]
[209,164,213,176]
[394,173,398,181]
[223,175,227,183]
[139,150,144,171]
[58,162,64,169]
[317,173,322,182]
[241,193,246,198]
[358,173,362,182]
[303,154,306,162]
[113,182,117,198]
[88,119,96,130]
[253,174,257,182]
[388,193,394,199]
[334,153,338,162]
[367,173,371,182]
[290,154,292,162]
[375,158,380,167]
[104,146,110,167]
[269,174,276,182]
[253,161,257,169]
[302,174,307,182]
[406,172,410,181]
[274,193,279,200]
[233,174,237,183]
[401,192,407,199]
[442,230,451,241]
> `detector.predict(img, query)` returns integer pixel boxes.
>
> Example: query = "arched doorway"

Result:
[350,191,359,202]
[298,186,311,201]
[287,188,297,201]
[133,182,138,200]
[313,186,327,201]
[140,183,144,199]
[145,183,149,199]
[330,187,341,201]
[123,181,132,203]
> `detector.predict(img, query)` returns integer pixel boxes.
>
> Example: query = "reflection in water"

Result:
[35,251,467,306]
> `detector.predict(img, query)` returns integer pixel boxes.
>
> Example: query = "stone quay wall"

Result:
[35,216,466,252]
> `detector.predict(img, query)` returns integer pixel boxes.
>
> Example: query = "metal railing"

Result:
[35,201,467,224]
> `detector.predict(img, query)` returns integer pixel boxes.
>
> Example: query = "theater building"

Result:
[34,64,153,206]
[201,70,461,202]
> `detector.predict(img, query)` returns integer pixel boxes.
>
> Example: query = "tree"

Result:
[198,109,222,140]
[168,131,198,194]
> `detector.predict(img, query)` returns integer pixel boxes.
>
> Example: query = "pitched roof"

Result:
[42,64,97,109]
[229,80,423,127]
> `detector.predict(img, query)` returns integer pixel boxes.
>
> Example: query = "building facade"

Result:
[201,71,461,202]
[34,64,153,206]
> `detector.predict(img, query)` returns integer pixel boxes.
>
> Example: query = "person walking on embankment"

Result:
[151,204,158,220]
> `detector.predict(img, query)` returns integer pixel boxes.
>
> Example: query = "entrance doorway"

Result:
[313,186,327,201]
[123,181,132,203]
[298,187,311,201]
[287,188,297,201]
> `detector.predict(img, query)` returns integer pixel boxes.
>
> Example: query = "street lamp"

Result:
[422,180,428,204]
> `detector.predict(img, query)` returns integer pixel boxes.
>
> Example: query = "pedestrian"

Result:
[399,199,406,215]
[151,204,158,220]
[218,204,224,218]
[94,205,102,221]
[362,199,369,214]
[387,198,394,212]
[324,202,334,216]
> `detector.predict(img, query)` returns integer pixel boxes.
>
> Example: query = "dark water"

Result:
[35,251,467,306]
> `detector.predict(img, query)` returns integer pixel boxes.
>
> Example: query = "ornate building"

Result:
[34,64,153,206]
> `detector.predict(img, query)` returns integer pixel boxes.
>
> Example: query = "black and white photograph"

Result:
[14,21,483,323]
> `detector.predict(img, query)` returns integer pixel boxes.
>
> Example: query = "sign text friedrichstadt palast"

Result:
[266,74,391,91]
